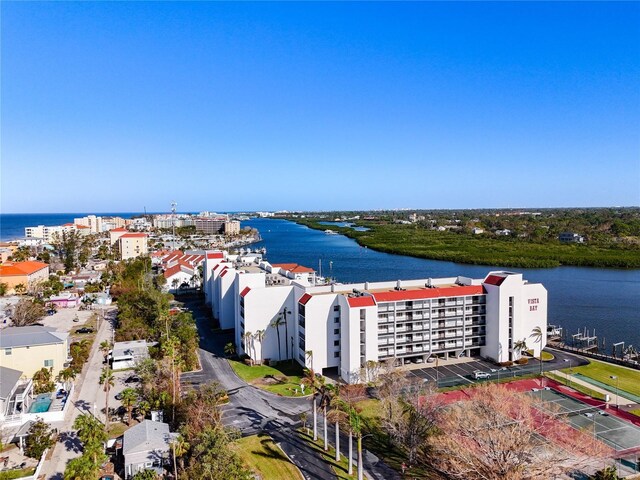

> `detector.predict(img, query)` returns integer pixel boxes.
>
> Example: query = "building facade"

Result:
[202,251,548,383]
[0,326,70,378]
[118,233,149,260]
[0,261,50,294]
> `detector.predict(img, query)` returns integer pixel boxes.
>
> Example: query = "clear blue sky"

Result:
[2,1,639,213]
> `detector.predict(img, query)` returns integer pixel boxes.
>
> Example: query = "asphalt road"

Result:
[179,294,399,480]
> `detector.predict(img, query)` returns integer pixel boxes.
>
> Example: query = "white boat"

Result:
[324,229,338,235]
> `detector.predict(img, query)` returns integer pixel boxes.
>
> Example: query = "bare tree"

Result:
[11,298,46,326]
[427,383,610,480]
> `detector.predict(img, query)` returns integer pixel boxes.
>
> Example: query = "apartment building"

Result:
[25,224,76,243]
[194,216,228,234]
[0,326,70,378]
[118,233,148,260]
[203,251,547,383]
[224,220,241,235]
[0,261,50,294]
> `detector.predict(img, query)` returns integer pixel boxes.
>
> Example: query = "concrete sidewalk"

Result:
[563,373,636,406]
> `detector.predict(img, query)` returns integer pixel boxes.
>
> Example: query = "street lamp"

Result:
[610,375,619,409]
[564,358,572,387]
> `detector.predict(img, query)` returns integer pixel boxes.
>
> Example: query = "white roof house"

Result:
[123,420,174,479]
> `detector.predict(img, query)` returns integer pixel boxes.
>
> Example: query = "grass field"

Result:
[228,359,306,396]
[561,359,640,397]
[541,351,555,361]
[298,429,362,480]
[237,433,303,480]
[293,218,640,268]
[0,468,36,480]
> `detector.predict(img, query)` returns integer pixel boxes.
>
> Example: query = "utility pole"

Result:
[171,201,177,251]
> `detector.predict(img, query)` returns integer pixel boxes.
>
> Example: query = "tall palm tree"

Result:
[281,307,291,362]
[56,368,76,391]
[99,366,114,430]
[254,330,266,365]
[530,326,544,380]
[305,350,314,370]
[100,340,112,365]
[302,368,321,441]
[224,342,236,357]
[328,385,344,462]
[171,434,190,477]
[119,388,138,426]
[318,382,334,451]
[243,331,253,360]
[347,405,364,480]
[270,315,285,361]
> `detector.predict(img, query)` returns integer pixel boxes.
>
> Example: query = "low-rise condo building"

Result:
[118,233,148,260]
[202,251,547,383]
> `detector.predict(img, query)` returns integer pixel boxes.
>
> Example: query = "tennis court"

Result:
[529,388,640,451]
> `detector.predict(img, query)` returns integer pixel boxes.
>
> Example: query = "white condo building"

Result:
[203,251,547,383]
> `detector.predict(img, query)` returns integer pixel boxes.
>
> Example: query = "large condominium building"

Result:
[203,251,547,384]
[195,216,228,234]
[25,224,76,243]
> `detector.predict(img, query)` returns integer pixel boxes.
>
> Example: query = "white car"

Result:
[474,371,491,380]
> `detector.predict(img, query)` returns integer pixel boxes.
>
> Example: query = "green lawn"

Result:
[237,433,303,480]
[561,359,640,397]
[541,351,555,361]
[298,429,362,480]
[629,409,640,418]
[228,359,306,396]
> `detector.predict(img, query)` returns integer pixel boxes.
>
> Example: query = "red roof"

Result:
[120,233,147,238]
[75,225,90,229]
[347,296,376,308]
[110,227,127,232]
[372,285,485,302]
[273,263,314,274]
[0,261,49,277]
[484,274,506,286]
[220,269,229,278]
[240,286,251,298]
[207,252,224,259]
[62,223,74,227]
[299,293,313,305]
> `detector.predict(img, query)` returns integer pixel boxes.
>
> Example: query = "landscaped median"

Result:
[237,433,303,480]
[228,359,307,396]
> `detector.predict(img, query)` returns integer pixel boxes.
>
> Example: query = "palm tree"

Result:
[56,368,76,390]
[530,326,544,380]
[302,368,321,441]
[171,278,179,292]
[299,412,309,435]
[305,350,314,370]
[171,434,190,477]
[99,366,114,430]
[254,330,266,365]
[242,331,253,360]
[347,405,364,480]
[318,382,334,451]
[328,385,344,462]
[513,339,528,360]
[281,307,291,362]
[136,400,151,421]
[100,340,112,364]
[224,342,236,357]
[120,388,138,426]
[270,315,285,362]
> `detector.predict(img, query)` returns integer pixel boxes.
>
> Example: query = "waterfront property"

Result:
[203,250,547,383]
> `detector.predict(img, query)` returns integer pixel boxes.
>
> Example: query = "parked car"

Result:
[115,392,123,400]
[124,375,141,384]
[76,327,94,334]
[474,371,491,380]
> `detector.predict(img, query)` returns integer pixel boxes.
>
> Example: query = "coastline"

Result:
[286,218,640,270]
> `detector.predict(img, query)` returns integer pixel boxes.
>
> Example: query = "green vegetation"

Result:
[0,468,37,480]
[541,351,555,361]
[24,418,55,459]
[289,208,640,268]
[561,359,640,397]
[228,360,305,396]
[544,372,607,401]
[629,408,640,418]
[236,433,303,480]
[298,429,362,480]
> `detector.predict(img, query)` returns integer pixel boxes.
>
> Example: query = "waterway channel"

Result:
[242,218,640,349]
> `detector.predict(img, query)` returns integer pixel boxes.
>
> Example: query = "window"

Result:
[360,309,366,320]
[44,359,54,367]
[333,305,340,312]
[4,348,11,355]
[334,352,340,358]
[334,340,340,346]
[334,317,340,324]
[333,328,339,334]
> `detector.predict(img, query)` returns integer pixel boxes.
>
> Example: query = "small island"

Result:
[283,207,640,269]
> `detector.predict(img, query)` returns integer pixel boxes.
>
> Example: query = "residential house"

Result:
[0,366,33,422]
[559,232,585,243]
[109,340,155,371]
[123,420,174,479]
[0,261,50,295]
[0,326,70,378]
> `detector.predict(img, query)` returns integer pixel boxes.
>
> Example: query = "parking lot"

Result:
[405,356,557,388]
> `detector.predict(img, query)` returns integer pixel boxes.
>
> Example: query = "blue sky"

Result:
[2,2,639,213]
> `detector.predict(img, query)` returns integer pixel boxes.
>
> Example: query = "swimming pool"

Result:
[29,394,52,413]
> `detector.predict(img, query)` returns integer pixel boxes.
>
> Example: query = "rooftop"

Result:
[0,366,23,400]
[123,420,172,456]
[0,261,49,276]
[0,326,67,349]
